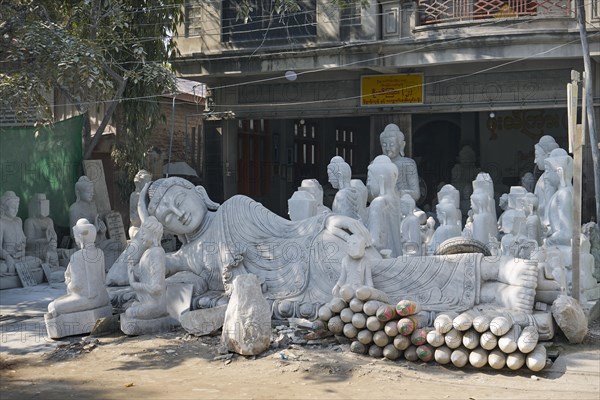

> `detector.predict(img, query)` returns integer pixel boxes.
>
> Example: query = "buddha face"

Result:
[543,165,560,188]
[79,184,94,202]
[534,144,547,170]
[4,199,19,219]
[380,134,401,159]
[327,164,339,189]
[134,170,152,190]
[366,170,380,199]
[153,186,206,235]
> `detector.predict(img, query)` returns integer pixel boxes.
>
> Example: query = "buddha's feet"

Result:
[481,281,536,312]
[496,257,538,289]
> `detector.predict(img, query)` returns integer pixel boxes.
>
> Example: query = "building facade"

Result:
[174,0,599,219]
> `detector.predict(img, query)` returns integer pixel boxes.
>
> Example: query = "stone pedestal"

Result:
[44,305,113,339]
[120,313,173,336]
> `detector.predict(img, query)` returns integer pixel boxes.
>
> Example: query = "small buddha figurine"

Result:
[332,234,373,298]
[523,192,543,246]
[0,191,43,288]
[379,124,420,202]
[129,169,152,239]
[125,216,168,320]
[366,155,403,257]
[437,184,462,230]
[24,193,58,267]
[469,189,498,245]
[327,156,365,222]
[399,194,422,256]
[47,218,110,317]
[544,148,573,247]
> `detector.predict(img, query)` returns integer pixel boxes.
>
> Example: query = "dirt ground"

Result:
[1,320,599,400]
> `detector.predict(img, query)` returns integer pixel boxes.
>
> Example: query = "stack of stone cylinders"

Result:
[315,285,435,362]
[314,285,547,371]
[426,310,547,371]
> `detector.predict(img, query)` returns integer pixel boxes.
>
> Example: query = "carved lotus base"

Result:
[44,305,113,339]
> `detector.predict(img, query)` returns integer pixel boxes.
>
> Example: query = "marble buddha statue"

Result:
[24,193,58,267]
[129,169,152,239]
[543,148,573,247]
[327,156,366,222]
[379,124,420,202]
[533,135,560,226]
[0,191,44,289]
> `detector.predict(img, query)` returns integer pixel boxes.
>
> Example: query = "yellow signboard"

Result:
[361,74,424,106]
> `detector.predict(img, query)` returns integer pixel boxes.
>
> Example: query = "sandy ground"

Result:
[1,285,599,400]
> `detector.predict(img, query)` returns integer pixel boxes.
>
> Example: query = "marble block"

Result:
[44,305,113,339]
[180,305,227,336]
[120,313,173,336]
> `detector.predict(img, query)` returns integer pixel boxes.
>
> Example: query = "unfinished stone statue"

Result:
[582,222,600,281]
[428,198,462,254]
[136,176,559,320]
[399,194,422,256]
[24,193,58,266]
[299,179,330,216]
[332,234,373,298]
[366,155,403,257]
[533,135,560,227]
[327,156,365,222]
[45,218,112,339]
[288,190,317,221]
[451,145,481,218]
[129,169,152,239]
[543,148,573,247]
[350,179,369,223]
[379,124,420,202]
[221,274,271,355]
[0,191,44,289]
[466,173,498,245]
[120,216,171,335]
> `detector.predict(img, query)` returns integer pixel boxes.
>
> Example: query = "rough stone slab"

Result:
[551,295,588,344]
[90,314,121,337]
[180,305,227,336]
[166,282,193,322]
[15,262,38,287]
[120,313,173,336]
[44,305,113,339]
[104,211,127,247]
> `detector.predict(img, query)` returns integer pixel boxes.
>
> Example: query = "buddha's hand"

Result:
[324,214,372,246]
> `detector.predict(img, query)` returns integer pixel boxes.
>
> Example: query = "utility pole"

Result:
[576,0,600,222]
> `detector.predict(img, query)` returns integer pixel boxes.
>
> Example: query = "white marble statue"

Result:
[45,218,112,338]
[437,184,462,230]
[543,148,573,247]
[133,176,559,320]
[0,191,43,289]
[366,155,403,257]
[399,194,422,256]
[129,169,152,239]
[288,190,317,221]
[523,192,543,247]
[465,173,498,245]
[521,172,535,193]
[428,198,462,254]
[24,193,58,267]
[125,216,168,320]
[327,156,366,222]
[533,135,560,227]
[451,145,481,218]
[379,124,420,202]
[350,179,369,223]
[69,176,108,243]
[332,234,373,298]
[299,179,330,216]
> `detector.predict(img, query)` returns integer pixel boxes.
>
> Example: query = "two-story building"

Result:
[174,0,599,219]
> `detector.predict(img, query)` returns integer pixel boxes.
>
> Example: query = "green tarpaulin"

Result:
[0,115,84,228]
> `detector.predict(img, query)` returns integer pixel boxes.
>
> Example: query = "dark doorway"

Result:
[413,118,461,209]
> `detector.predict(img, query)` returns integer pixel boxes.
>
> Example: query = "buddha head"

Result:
[379,124,406,159]
[134,169,152,191]
[534,135,559,171]
[0,191,20,219]
[399,194,416,217]
[75,176,95,203]
[73,218,97,248]
[544,148,573,188]
[145,177,219,236]
[327,156,351,189]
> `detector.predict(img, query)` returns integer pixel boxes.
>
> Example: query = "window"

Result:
[222,0,317,44]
